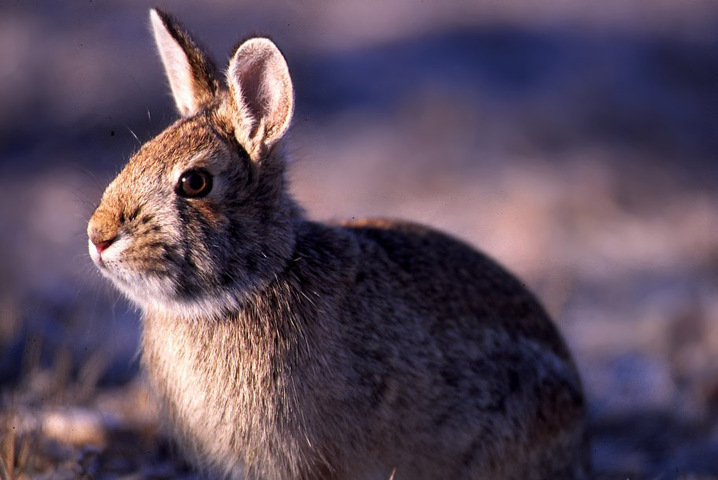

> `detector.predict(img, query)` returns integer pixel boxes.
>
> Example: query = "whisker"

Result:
[125,126,142,147]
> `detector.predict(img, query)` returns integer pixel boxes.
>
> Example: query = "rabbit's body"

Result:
[88,10,590,480]
[144,219,587,480]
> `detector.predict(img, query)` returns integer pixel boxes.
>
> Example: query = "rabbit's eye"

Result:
[177,169,213,198]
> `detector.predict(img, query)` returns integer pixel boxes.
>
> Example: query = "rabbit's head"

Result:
[87,9,298,319]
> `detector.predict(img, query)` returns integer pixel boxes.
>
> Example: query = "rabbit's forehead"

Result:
[129,118,230,176]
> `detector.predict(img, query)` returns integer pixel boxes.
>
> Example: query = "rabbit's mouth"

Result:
[88,236,118,270]
[88,233,135,269]
[88,235,169,301]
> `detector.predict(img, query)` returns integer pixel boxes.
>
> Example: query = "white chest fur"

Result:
[141,313,257,477]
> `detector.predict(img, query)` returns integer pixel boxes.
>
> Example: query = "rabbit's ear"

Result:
[150,9,219,117]
[226,38,294,159]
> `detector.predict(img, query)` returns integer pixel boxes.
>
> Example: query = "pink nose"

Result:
[94,237,116,255]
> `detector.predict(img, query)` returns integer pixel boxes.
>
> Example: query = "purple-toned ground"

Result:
[1,2,717,479]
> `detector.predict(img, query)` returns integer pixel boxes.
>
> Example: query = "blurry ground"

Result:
[1,1,717,479]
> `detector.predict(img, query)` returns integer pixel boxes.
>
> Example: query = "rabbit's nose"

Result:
[94,238,116,254]
[89,230,117,256]
[87,212,119,254]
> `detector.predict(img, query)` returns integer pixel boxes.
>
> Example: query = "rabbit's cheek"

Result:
[192,202,226,229]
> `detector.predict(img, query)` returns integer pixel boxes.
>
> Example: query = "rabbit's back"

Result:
[343,218,572,359]
[331,218,589,479]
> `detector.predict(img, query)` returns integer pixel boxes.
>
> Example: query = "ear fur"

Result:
[150,8,219,117]
[226,38,294,159]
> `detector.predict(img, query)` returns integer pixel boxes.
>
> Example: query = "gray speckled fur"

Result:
[88,9,590,480]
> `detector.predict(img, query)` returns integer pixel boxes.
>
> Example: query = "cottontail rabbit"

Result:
[87,9,590,480]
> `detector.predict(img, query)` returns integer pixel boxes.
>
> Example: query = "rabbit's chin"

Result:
[98,262,247,321]
[116,274,247,320]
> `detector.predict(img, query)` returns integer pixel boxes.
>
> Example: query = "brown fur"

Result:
[87,9,590,480]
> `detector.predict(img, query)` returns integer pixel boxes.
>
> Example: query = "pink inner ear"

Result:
[227,39,294,148]
[239,60,268,125]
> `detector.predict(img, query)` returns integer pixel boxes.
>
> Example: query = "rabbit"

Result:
[87,8,591,480]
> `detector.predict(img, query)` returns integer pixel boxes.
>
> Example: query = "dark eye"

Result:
[177,169,213,198]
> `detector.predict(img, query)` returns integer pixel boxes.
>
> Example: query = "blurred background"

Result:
[1,1,717,478]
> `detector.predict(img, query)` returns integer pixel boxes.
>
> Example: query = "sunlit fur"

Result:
[87,9,591,480]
